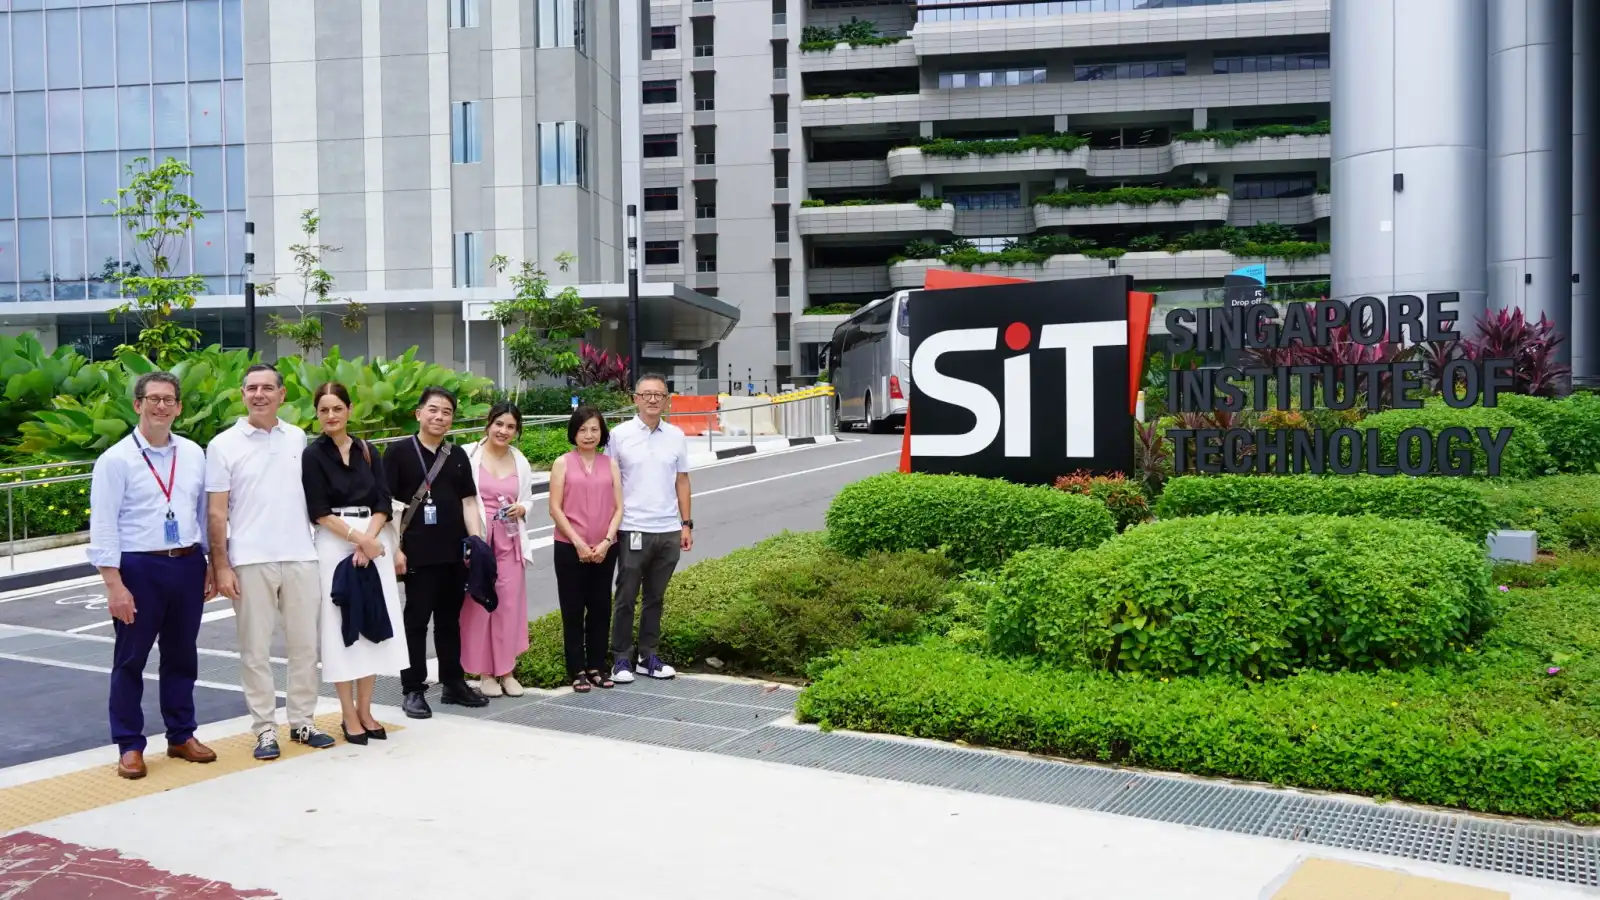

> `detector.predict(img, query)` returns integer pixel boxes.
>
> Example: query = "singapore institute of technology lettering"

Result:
[1164,293,1518,476]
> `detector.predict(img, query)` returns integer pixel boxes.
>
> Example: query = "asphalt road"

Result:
[0,434,904,655]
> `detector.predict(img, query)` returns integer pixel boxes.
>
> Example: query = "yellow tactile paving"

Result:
[1272,858,1509,900]
[0,712,401,832]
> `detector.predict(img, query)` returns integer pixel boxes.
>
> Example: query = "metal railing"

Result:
[2,392,835,570]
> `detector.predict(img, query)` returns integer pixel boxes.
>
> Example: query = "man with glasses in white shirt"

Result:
[206,364,334,759]
[608,374,693,683]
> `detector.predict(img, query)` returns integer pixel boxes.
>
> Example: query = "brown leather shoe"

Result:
[117,750,146,779]
[166,737,217,763]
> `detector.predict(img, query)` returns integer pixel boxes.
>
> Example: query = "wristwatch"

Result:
[682,519,695,529]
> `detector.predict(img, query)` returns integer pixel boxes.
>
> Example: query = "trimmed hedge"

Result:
[795,628,1600,821]
[1496,393,1600,475]
[1154,474,1497,542]
[988,514,1493,678]
[1360,404,1549,479]
[1476,475,1600,550]
[513,530,955,685]
[825,472,1115,570]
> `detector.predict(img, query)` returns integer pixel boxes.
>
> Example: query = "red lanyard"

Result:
[132,433,177,507]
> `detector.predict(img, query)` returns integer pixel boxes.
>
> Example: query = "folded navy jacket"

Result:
[331,554,395,647]
[463,534,498,613]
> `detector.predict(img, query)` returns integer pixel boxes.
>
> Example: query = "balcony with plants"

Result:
[797,193,955,237]
[884,223,1330,288]
[799,19,916,72]
[1032,182,1232,228]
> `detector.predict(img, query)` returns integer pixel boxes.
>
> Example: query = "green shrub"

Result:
[794,630,1600,821]
[1565,511,1600,550]
[1154,474,1497,541]
[825,472,1115,569]
[503,385,632,417]
[990,514,1493,678]
[1476,475,1600,550]
[1360,404,1549,479]
[1051,471,1150,533]
[1497,393,1600,474]
[516,426,575,469]
[511,530,957,684]
[0,459,93,539]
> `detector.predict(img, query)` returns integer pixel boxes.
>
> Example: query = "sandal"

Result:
[587,669,614,690]
[572,675,591,693]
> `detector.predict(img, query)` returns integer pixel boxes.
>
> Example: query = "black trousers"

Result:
[553,540,618,676]
[400,562,467,694]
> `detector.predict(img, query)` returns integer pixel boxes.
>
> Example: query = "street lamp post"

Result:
[626,204,641,388]
[243,221,256,355]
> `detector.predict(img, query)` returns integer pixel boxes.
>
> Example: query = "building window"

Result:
[643,133,679,159]
[945,187,1022,210]
[776,313,791,352]
[643,80,678,104]
[651,26,677,50]
[644,186,680,210]
[538,121,589,187]
[775,259,790,297]
[1073,58,1186,81]
[938,67,1047,89]
[644,240,680,265]
[1233,173,1318,200]
[538,0,586,52]
[450,0,480,28]
[1213,52,1329,74]
[454,232,483,287]
[451,101,482,163]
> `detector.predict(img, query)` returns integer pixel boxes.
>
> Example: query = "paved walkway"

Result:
[2,619,1597,899]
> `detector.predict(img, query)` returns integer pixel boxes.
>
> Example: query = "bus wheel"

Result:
[864,394,888,434]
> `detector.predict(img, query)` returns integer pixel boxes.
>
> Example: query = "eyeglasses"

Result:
[138,396,179,407]
[635,391,667,401]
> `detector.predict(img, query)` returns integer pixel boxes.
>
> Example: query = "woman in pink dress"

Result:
[459,402,536,696]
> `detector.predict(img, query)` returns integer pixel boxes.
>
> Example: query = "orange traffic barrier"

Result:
[667,394,719,436]
[899,406,912,473]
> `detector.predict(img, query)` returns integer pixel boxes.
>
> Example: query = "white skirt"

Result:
[314,511,410,684]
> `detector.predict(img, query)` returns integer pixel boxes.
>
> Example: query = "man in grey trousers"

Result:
[608,373,693,683]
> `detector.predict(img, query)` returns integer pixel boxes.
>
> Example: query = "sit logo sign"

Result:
[905,276,1137,485]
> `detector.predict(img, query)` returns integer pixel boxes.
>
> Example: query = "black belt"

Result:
[130,544,200,558]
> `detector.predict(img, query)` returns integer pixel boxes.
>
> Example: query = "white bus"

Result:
[827,289,916,433]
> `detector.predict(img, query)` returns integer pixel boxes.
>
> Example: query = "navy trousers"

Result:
[109,550,207,754]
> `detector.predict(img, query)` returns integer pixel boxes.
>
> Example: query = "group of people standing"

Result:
[89,366,693,779]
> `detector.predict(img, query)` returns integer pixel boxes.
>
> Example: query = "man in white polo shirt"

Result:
[608,373,693,683]
[206,364,333,759]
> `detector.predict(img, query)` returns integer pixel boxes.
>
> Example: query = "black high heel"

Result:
[365,724,387,740]
[341,723,369,745]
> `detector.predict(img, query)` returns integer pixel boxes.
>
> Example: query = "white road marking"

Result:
[0,651,281,697]
[0,575,106,603]
[690,451,900,500]
[65,599,234,633]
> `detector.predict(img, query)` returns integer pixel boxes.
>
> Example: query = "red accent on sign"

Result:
[1003,321,1031,351]
[0,831,280,898]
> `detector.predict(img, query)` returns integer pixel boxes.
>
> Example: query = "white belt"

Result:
[333,506,371,517]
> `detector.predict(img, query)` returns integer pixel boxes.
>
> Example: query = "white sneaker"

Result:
[636,655,676,679]
[500,674,524,697]
[478,675,503,697]
[611,659,636,684]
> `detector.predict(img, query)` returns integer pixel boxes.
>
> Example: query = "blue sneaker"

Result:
[636,655,677,680]
[291,725,336,749]
[254,730,281,761]
[612,657,636,684]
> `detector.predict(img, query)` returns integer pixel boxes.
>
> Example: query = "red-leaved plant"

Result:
[575,343,631,392]
[1053,469,1150,532]
[1461,307,1571,397]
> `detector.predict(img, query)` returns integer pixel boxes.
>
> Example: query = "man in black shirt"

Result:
[385,386,488,718]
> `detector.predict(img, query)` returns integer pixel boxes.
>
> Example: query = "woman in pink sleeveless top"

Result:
[548,406,624,691]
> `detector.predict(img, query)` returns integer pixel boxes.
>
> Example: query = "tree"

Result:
[257,209,365,357]
[486,251,601,384]
[104,156,207,366]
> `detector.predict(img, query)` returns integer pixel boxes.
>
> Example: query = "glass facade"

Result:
[0,0,245,305]
[915,0,1282,24]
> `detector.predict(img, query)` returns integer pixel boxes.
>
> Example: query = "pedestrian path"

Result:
[2,621,1596,899]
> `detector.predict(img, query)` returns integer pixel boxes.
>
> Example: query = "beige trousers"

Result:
[234,561,321,734]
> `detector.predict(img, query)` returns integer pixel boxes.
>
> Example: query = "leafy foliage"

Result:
[987,515,1493,678]
[486,252,601,383]
[1463,307,1571,397]
[0,457,94,539]
[496,385,632,416]
[1241,321,1416,408]
[513,531,956,684]
[515,426,573,469]
[1361,403,1550,479]
[798,18,905,50]
[0,333,104,440]
[575,343,630,392]
[1494,392,1600,474]
[1475,475,1600,551]
[259,209,366,355]
[824,472,1115,570]
[912,133,1088,158]
[104,156,207,365]
[1035,184,1228,208]
[1154,474,1498,542]
[1173,120,1329,147]
[1051,470,1150,532]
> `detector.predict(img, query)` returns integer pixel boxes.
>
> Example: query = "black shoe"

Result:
[402,690,432,719]
[342,723,369,745]
[364,722,387,740]
[440,681,489,708]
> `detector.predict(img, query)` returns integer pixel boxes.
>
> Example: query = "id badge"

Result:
[163,511,179,544]
[423,500,437,526]
[629,531,642,551]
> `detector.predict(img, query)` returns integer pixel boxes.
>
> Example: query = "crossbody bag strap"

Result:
[398,439,453,535]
